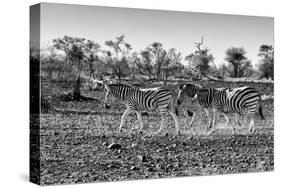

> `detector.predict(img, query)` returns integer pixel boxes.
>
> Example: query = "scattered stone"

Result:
[101,135,106,139]
[131,143,138,148]
[147,167,154,172]
[130,166,139,171]
[137,155,148,162]
[166,164,174,169]
[107,143,121,150]
[102,141,109,146]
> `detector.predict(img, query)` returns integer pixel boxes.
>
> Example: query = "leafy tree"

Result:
[225,47,250,78]
[112,57,130,79]
[105,35,132,79]
[129,52,140,80]
[137,50,154,79]
[217,63,228,78]
[185,37,214,78]
[84,40,101,78]
[258,45,274,80]
[150,42,168,80]
[53,35,87,99]
[162,48,183,81]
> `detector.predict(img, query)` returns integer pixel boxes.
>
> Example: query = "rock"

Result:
[107,143,121,150]
[101,135,106,139]
[131,143,137,148]
[138,155,148,162]
[182,141,187,146]
[130,166,139,171]
[147,167,154,172]
[156,158,162,163]
[166,164,174,169]
[102,141,109,146]
[156,163,164,170]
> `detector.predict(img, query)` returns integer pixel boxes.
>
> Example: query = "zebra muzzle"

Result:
[187,110,194,117]
[104,104,111,109]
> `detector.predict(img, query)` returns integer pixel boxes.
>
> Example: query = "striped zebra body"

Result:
[213,87,260,114]
[209,86,265,134]
[177,83,264,134]
[102,83,180,135]
[192,86,264,134]
[176,83,214,128]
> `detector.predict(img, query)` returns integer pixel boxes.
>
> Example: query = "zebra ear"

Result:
[179,84,186,90]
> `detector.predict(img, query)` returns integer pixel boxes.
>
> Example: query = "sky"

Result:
[36,3,274,66]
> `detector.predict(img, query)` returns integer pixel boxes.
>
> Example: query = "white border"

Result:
[0,0,279,188]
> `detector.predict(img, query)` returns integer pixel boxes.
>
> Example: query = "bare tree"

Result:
[185,37,214,79]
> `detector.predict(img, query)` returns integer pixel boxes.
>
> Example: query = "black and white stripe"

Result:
[176,83,214,128]
[208,86,265,134]
[177,83,265,134]
[90,79,180,135]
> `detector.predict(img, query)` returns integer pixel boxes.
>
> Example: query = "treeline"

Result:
[31,35,274,99]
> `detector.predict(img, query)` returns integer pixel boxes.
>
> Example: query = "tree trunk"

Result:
[73,59,82,100]
[73,75,81,100]
[233,64,238,78]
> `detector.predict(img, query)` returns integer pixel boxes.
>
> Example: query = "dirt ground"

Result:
[38,80,274,185]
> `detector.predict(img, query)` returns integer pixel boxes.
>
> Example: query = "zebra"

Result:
[203,86,265,134]
[88,79,180,135]
[176,83,214,128]
[191,86,265,134]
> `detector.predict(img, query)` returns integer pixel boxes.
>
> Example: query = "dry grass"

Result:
[38,80,274,185]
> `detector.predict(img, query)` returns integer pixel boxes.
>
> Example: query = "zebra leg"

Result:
[103,90,110,109]
[224,113,236,134]
[208,109,217,135]
[169,110,180,135]
[154,113,166,136]
[236,113,242,126]
[188,112,196,127]
[248,114,255,134]
[119,108,133,133]
[135,111,144,134]
[204,108,212,129]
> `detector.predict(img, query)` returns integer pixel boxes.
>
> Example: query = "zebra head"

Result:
[176,83,201,106]
[86,78,112,109]
[87,78,105,91]
[176,84,186,106]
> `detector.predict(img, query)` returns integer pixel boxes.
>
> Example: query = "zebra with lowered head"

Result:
[177,83,265,134]
[176,83,214,128]
[88,79,180,136]
[204,86,265,134]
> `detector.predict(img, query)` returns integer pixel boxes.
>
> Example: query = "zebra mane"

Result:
[179,83,202,89]
[106,83,139,91]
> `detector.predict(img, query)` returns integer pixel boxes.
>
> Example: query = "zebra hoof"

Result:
[104,104,111,109]
[187,110,194,117]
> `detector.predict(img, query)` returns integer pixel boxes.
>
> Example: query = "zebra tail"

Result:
[258,95,265,120]
[259,105,265,120]
[175,106,179,116]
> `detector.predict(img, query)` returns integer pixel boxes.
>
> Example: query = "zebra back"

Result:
[212,86,262,115]
[105,83,137,101]
[179,83,203,98]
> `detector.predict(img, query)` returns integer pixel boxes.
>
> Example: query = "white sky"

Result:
[38,3,274,66]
